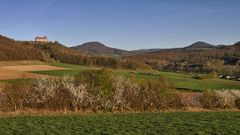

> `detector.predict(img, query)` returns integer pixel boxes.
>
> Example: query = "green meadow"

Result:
[30,63,240,91]
[0,112,239,135]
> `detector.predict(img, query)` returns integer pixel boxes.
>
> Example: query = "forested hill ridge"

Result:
[72,42,131,56]
[72,41,238,55]
[0,34,239,74]
[131,41,218,53]
[125,41,240,75]
[0,35,149,70]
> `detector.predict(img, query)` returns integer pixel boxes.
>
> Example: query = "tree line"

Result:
[18,41,150,70]
[125,44,240,75]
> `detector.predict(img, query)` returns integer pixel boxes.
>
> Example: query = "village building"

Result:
[35,36,48,43]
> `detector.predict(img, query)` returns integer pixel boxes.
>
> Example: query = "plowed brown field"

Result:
[0,64,65,80]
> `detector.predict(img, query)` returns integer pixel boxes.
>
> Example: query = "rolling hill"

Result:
[72,42,130,56]
[72,41,232,56]
[183,41,216,50]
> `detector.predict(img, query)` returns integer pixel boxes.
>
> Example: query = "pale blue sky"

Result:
[0,0,240,50]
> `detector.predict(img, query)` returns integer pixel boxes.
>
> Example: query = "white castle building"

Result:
[35,36,48,43]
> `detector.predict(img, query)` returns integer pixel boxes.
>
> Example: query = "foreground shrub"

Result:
[30,76,88,111]
[180,92,202,108]
[123,77,180,110]
[74,69,116,111]
[112,77,140,111]
[215,91,236,109]
[230,90,240,109]
[0,80,32,111]
[0,77,89,111]
[199,90,219,109]
[200,90,240,109]
[236,98,240,109]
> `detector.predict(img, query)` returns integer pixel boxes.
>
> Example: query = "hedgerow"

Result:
[0,69,239,112]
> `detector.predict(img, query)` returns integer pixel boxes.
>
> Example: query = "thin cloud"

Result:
[22,0,57,27]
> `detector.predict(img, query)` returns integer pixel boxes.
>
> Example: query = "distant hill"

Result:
[132,42,219,53]
[72,42,130,56]
[71,41,236,56]
[183,41,216,50]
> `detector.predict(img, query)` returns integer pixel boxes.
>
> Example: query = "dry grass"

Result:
[0,61,66,80]
[0,68,47,80]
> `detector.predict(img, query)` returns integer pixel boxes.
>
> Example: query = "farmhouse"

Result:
[219,74,240,81]
[35,36,48,43]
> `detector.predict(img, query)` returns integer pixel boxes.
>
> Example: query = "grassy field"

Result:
[157,71,240,90]
[0,112,239,134]
[0,61,239,90]
[30,63,240,91]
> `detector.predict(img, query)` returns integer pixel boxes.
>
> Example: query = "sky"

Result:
[0,0,240,50]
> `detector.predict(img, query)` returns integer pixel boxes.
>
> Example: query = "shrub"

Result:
[128,77,179,110]
[74,69,116,111]
[30,76,88,111]
[0,80,32,111]
[180,92,202,108]
[192,74,203,80]
[192,73,217,80]
[229,90,240,109]
[200,90,240,109]
[0,77,89,111]
[215,91,236,109]
[236,98,240,109]
[199,90,220,109]
[112,77,141,111]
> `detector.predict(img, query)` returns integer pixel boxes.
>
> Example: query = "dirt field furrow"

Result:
[0,64,66,80]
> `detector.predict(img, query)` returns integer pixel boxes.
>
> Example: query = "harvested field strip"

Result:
[0,60,46,67]
[0,65,66,71]
[0,64,66,80]
[0,68,46,80]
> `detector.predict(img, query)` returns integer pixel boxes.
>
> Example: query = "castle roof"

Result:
[36,36,47,39]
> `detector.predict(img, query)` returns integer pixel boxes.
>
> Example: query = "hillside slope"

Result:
[0,35,46,61]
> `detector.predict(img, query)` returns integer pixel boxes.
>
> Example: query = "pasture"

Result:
[0,112,239,134]
[31,62,240,91]
[0,61,239,135]
[0,61,239,91]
